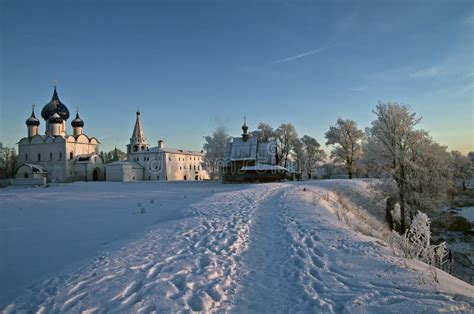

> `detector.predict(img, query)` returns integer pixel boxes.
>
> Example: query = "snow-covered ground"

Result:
[1,180,473,312]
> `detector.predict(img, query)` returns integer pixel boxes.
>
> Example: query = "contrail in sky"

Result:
[273,47,327,64]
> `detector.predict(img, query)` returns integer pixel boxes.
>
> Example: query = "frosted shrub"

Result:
[393,211,448,282]
[404,211,431,261]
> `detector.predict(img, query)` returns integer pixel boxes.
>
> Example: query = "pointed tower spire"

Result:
[127,108,149,153]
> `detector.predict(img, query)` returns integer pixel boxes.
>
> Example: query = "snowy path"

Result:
[2,181,473,313]
[233,186,308,312]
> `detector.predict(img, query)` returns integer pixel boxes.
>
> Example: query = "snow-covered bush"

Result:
[386,211,449,282]
[404,211,432,261]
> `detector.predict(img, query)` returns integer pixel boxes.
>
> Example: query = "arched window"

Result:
[59,152,62,160]
[50,152,53,160]
[37,153,41,161]
[25,153,28,161]
[70,152,73,160]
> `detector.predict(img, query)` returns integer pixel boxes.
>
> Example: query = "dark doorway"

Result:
[184,175,187,181]
[195,175,199,180]
[93,168,100,181]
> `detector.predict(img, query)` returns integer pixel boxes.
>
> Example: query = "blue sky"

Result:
[1,0,473,153]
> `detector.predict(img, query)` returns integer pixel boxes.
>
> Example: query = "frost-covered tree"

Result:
[203,127,231,179]
[250,123,275,142]
[325,118,363,179]
[451,151,472,190]
[99,148,126,164]
[292,138,305,174]
[365,102,452,233]
[275,123,299,168]
[112,148,127,162]
[0,146,17,179]
[300,135,327,179]
[406,137,452,212]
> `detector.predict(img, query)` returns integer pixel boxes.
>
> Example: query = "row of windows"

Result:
[177,156,202,162]
[25,151,75,162]
[133,155,202,165]
[179,165,201,171]
[133,156,152,162]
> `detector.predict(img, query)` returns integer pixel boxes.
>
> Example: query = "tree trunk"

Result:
[398,163,407,234]
[385,197,395,230]
[348,169,353,179]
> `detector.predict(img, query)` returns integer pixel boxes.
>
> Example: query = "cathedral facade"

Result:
[16,85,104,182]
[105,111,209,182]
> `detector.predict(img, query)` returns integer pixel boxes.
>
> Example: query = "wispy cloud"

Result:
[463,13,474,24]
[273,47,327,64]
[409,66,441,79]
[348,86,365,92]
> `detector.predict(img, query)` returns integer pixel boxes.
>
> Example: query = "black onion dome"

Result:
[71,112,84,128]
[49,113,63,124]
[26,108,40,126]
[242,117,249,133]
[41,86,70,120]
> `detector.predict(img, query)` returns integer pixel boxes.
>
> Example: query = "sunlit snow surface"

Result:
[1,180,473,313]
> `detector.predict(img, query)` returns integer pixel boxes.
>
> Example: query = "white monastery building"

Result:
[106,110,209,182]
[16,85,104,182]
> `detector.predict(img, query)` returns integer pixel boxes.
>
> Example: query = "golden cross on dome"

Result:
[52,80,57,88]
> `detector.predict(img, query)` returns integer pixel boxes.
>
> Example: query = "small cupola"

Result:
[71,111,84,128]
[71,108,84,136]
[26,104,40,137]
[26,105,40,127]
[242,116,249,141]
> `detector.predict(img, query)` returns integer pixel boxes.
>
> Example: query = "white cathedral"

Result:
[16,85,104,182]
[105,110,209,182]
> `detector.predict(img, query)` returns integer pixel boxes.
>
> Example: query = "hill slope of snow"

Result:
[1,181,473,312]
